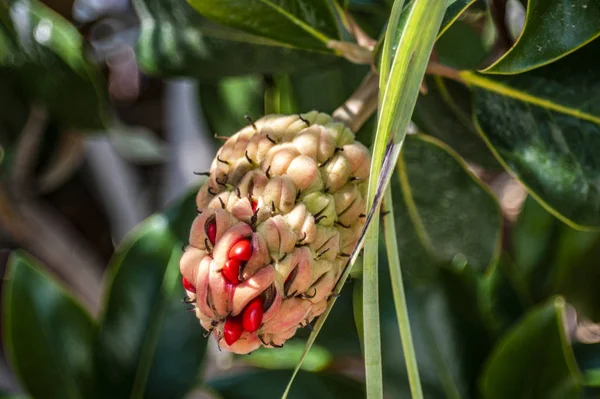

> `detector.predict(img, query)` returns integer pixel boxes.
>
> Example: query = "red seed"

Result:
[182,276,196,293]
[207,221,217,245]
[229,239,252,261]
[251,200,258,213]
[242,298,264,333]
[223,317,243,346]
[222,259,241,284]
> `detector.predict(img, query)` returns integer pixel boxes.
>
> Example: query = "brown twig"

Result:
[425,61,465,83]
[2,106,103,314]
[332,72,379,133]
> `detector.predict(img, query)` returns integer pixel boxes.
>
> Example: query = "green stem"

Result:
[362,0,448,397]
[382,188,423,399]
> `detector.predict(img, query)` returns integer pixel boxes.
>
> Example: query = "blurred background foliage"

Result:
[1,0,600,398]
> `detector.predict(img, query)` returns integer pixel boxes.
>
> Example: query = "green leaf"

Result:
[439,0,476,38]
[198,75,265,138]
[0,0,108,129]
[412,76,499,168]
[573,342,600,388]
[3,251,95,399]
[510,195,600,320]
[364,1,448,396]
[134,0,338,79]
[209,369,365,399]
[381,188,423,398]
[186,0,340,51]
[478,255,531,336]
[240,341,332,372]
[164,184,203,244]
[482,0,600,74]
[95,215,207,399]
[511,196,558,282]
[467,38,600,228]
[380,260,492,399]
[392,134,502,281]
[436,20,487,70]
[480,298,583,399]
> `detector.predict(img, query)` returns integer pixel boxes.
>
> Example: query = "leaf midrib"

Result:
[461,71,600,125]
[257,0,334,45]
[396,154,436,255]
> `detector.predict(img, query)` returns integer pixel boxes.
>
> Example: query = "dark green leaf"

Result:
[573,342,600,387]
[511,196,557,281]
[0,71,29,172]
[0,0,108,129]
[3,251,94,399]
[95,215,207,399]
[469,39,600,228]
[392,134,502,281]
[412,76,499,168]
[436,20,487,70]
[209,369,365,399]
[163,184,203,244]
[187,0,340,51]
[510,195,600,320]
[480,298,583,399]
[482,0,600,74]
[440,0,476,38]
[380,259,492,398]
[478,255,531,336]
[134,0,338,79]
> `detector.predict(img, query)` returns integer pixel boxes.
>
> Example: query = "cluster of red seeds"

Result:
[181,220,264,346]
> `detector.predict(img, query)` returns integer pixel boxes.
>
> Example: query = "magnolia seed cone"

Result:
[180,111,370,354]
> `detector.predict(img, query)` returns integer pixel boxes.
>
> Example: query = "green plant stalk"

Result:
[362,0,448,397]
[382,188,423,399]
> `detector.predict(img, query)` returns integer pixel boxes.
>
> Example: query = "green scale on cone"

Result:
[180,111,370,354]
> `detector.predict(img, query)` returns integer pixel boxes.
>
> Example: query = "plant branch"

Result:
[333,71,379,133]
[2,106,103,314]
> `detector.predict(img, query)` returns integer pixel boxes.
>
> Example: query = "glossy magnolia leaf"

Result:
[412,76,498,168]
[392,134,502,281]
[480,298,583,398]
[482,0,600,74]
[187,0,340,51]
[134,0,338,79]
[209,369,365,399]
[468,39,600,228]
[95,215,207,399]
[0,0,107,129]
[3,251,95,399]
